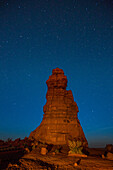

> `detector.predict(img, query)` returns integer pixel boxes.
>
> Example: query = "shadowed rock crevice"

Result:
[29,68,88,146]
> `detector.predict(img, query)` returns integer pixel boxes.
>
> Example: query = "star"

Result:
[93,28,96,31]
[56,35,61,41]
[19,35,23,38]
[44,22,47,25]
[86,8,88,11]
[12,102,17,106]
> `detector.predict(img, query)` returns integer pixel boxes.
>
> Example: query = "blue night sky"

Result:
[0,0,113,147]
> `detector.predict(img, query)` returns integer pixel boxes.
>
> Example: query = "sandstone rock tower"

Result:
[30,68,88,146]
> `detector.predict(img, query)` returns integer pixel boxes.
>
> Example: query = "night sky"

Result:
[0,0,113,147]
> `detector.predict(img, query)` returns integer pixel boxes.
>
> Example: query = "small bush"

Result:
[68,140,83,154]
[55,149,59,154]
[32,145,36,150]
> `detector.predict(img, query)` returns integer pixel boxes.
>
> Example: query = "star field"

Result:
[0,0,113,147]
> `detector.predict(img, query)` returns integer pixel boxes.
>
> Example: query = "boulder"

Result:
[106,152,113,160]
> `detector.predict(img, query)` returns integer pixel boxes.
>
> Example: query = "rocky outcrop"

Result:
[105,144,113,153]
[29,68,88,146]
[106,152,113,160]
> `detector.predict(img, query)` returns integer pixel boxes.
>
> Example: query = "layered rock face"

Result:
[30,68,88,146]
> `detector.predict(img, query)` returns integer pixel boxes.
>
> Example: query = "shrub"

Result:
[68,140,83,154]
[55,149,59,154]
[32,145,36,150]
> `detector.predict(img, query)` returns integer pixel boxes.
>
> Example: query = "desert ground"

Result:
[0,140,113,170]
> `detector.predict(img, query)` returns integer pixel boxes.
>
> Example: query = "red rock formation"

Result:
[30,68,88,146]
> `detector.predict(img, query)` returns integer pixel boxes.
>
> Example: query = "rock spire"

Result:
[29,68,88,146]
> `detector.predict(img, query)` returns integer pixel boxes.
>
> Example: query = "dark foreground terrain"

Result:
[0,147,113,170]
[0,139,113,169]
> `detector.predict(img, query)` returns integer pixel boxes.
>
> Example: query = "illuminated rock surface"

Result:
[29,68,88,146]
